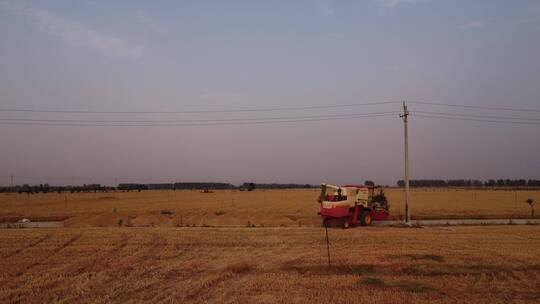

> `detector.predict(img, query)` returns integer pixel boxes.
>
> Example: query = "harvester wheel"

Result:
[342,220,349,229]
[360,211,372,226]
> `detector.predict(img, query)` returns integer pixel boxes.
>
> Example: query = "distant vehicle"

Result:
[318,183,389,228]
[18,218,31,223]
[239,183,256,192]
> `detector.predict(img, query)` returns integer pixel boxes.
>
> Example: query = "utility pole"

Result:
[400,101,411,224]
[10,175,14,192]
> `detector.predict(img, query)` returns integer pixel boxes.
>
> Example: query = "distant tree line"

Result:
[116,182,316,191]
[4,180,538,193]
[0,184,114,194]
[396,179,540,188]
[0,181,318,193]
[248,183,317,189]
[117,182,237,191]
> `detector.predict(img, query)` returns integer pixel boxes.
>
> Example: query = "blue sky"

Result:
[1,0,539,185]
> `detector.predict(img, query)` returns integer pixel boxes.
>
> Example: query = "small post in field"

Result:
[526,198,535,217]
[325,224,331,267]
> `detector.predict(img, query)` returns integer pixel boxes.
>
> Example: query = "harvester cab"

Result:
[318,183,389,228]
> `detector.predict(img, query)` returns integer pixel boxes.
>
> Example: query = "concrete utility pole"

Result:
[400,101,411,224]
[10,175,14,191]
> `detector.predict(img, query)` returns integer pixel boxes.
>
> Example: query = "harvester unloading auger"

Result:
[318,183,389,228]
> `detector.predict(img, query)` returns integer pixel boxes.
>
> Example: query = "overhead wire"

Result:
[407,100,540,113]
[0,112,397,127]
[1,100,540,127]
[2,100,539,114]
[0,111,399,124]
[414,114,540,126]
[0,101,402,114]
[414,111,540,122]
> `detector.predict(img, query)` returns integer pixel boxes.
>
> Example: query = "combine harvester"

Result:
[318,183,389,228]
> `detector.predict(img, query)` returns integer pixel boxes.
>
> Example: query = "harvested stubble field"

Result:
[0,226,539,303]
[0,188,538,227]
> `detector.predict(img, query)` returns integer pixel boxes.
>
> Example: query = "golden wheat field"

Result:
[1,189,540,303]
[0,188,538,227]
[1,226,539,303]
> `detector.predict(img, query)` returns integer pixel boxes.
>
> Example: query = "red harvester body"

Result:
[318,183,389,228]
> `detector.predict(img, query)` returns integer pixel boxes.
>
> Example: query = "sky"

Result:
[0,0,539,186]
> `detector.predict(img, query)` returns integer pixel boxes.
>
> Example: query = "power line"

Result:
[0,113,397,127]
[5,109,538,126]
[408,101,540,113]
[415,114,540,126]
[0,111,399,124]
[414,111,540,122]
[0,101,401,114]
[2,100,539,114]
[2,100,540,127]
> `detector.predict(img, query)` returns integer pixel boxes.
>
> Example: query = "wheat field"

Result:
[0,188,538,227]
[1,226,539,303]
[1,188,540,303]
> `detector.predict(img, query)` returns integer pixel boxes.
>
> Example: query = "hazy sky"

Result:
[1,0,539,186]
